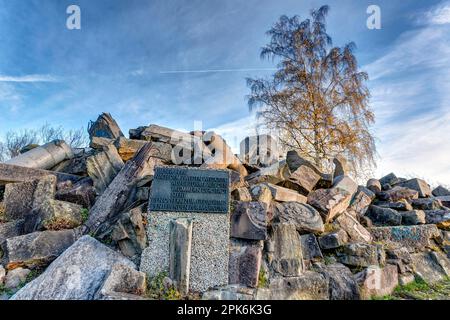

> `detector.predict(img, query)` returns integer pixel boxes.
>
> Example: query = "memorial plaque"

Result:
[149,167,230,213]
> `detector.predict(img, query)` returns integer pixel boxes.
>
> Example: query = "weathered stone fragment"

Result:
[249,184,272,205]
[378,186,419,202]
[396,178,431,198]
[337,243,385,268]
[129,126,147,140]
[0,265,5,285]
[300,234,323,265]
[332,175,358,196]
[229,239,262,288]
[348,187,375,217]
[333,155,350,179]
[231,187,252,202]
[432,185,450,197]
[411,198,444,211]
[335,212,373,243]
[365,205,402,226]
[96,264,147,300]
[4,267,31,289]
[55,177,96,209]
[366,179,381,194]
[265,183,307,203]
[411,251,450,284]
[0,220,24,246]
[318,230,348,249]
[436,196,450,208]
[307,188,352,223]
[88,112,124,141]
[270,223,304,277]
[374,200,413,211]
[283,165,321,195]
[169,218,193,296]
[369,225,441,252]
[3,180,38,221]
[111,205,147,264]
[255,272,328,300]
[86,145,124,195]
[355,265,398,299]
[114,137,150,162]
[318,263,360,300]
[274,202,324,234]
[5,140,74,170]
[231,202,268,240]
[5,230,76,269]
[245,160,290,185]
[11,236,135,300]
[0,163,81,185]
[424,210,450,230]
[400,210,426,225]
[379,173,400,187]
[26,199,83,231]
[202,285,255,300]
[89,136,114,149]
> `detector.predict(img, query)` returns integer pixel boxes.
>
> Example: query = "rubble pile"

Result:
[0,112,449,300]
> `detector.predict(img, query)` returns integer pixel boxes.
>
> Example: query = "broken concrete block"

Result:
[318,230,348,249]
[270,223,304,277]
[307,188,352,223]
[88,112,124,141]
[5,140,74,170]
[231,202,268,240]
[86,145,124,195]
[169,218,193,296]
[274,202,324,234]
[229,239,262,288]
[5,230,76,269]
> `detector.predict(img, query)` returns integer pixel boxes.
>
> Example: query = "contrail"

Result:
[0,74,59,82]
[160,68,276,74]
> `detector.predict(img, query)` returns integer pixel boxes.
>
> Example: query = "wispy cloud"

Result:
[422,0,450,25]
[160,68,277,74]
[0,74,59,83]
[366,8,450,185]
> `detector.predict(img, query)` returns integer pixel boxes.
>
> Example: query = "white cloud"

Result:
[366,13,450,185]
[423,1,450,25]
[0,74,58,82]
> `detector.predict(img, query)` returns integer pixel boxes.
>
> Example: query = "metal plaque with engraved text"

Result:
[149,167,229,213]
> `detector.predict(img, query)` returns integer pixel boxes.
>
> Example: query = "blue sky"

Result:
[0,0,449,184]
